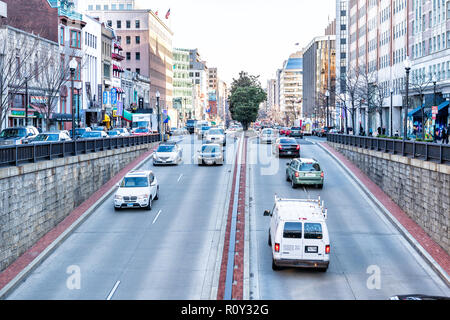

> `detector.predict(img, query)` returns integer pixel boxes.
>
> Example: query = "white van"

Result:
[260,128,278,144]
[264,195,330,271]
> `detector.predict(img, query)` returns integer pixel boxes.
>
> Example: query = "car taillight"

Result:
[321,172,324,178]
[274,243,280,252]
[279,145,283,150]
[295,172,299,178]
[296,145,300,150]
[325,245,330,254]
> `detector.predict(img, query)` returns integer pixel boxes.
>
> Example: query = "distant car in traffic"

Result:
[71,127,91,139]
[153,142,182,165]
[80,131,108,139]
[285,158,324,189]
[0,126,39,145]
[115,128,130,136]
[260,128,278,144]
[114,170,159,211]
[132,127,151,136]
[198,126,211,139]
[205,128,226,146]
[172,128,188,136]
[288,127,303,138]
[107,129,122,137]
[31,131,72,143]
[273,138,300,157]
[197,143,224,166]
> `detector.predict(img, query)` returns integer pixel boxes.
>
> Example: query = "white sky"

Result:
[136,0,336,87]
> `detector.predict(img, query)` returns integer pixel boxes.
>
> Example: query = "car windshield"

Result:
[280,138,296,144]
[0,128,27,138]
[135,128,148,133]
[202,145,220,153]
[108,131,119,136]
[82,132,102,138]
[75,129,86,134]
[201,126,210,131]
[208,129,223,135]
[291,127,301,130]
[157,145,175,152]
[120,176,148,188]
[34,134,59,141]
[299,162,321,171]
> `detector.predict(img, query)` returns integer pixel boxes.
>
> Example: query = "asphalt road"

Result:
[249,135,450,300]
[6,134,236,300]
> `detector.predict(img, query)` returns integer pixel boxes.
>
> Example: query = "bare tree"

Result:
[410,76,433,140]
[372,81,387,136]
[340,64,362,135]
[357,65,378,135]
[0,26,43,129]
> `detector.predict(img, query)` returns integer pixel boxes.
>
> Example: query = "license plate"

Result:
[305,246,318,253]
[206,160,213,164]
[287,151,291,154]
[127,203,134,207]
[305,173,316,177]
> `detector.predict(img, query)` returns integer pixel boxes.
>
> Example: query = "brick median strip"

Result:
[0,143,159,298]
[320,141,450,282]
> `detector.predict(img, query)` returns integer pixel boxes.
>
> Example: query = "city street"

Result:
[4,133,449,300]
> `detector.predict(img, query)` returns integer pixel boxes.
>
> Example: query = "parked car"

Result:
[91,126,106,132]
[0,126,39,145]
[114,170,159,211]
[31,131,72,143]
[107,129,122,137]
[153,142,182,165]
[205,128,226,146]
[273,138,300,157]
[115,128,130,136]
[197,143,224,166]
[132,127,151,136]
[289,127,303,138]
[285,158,324,189]
[264,195,330,271]
[389,294,450,300]
[80,131,108,139]
[70,127,91,139]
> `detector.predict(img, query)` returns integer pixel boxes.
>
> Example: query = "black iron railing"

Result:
[0,134,160,167]
[327,134,450,165]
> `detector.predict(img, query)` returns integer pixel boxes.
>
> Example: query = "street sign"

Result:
[103,91,108,105]
[111,88,117,105]
[432,106,438,120]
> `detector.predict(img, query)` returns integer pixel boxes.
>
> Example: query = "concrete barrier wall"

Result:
[0,143,157,272]
[327,142,450,255]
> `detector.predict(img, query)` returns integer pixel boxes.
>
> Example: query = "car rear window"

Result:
[283,222,302,239]
[280,138,296,144]
[299,163,321,171]
[304,223,323,239]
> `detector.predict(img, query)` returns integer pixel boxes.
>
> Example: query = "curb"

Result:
[313,140,450,287]
[0,143,159,299]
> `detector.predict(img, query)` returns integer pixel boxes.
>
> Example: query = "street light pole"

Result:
[433,80,437,142]
[390,87,393,136]
[25,77,28,126]
[156,90,161,140]
[325,90,330,128]
[403,57,411,141]
[69,57,77,140]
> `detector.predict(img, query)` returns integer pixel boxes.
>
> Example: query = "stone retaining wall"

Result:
[328,142,450,255]
[0,143,157,272]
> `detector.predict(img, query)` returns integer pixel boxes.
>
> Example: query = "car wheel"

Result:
[154,186,159,200]
[146,197,152,210]
[114,206,121,211]
[291,179,297,189]
[317,184,323,189]
[272,258,280,271]
[318,266,328,272]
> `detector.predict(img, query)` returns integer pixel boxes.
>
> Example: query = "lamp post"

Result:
[390,87,394,136]
[325,90,330,128]
[69,57,77,140]
[433,78,437,142]
[25,76,28,126]
[403,57,411,141]
[156,90,161,140]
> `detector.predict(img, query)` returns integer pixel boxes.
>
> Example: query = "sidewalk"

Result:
[320,141,450,284]
[0,144,159,297]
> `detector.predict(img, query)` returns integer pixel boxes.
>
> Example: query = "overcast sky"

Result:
[136,0,336,87]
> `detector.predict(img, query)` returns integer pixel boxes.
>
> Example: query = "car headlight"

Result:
[138,194,149,200]
[115,194,123,200]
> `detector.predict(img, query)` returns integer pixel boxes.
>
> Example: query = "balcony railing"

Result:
[0,134,160,167]
[327,134,450,165]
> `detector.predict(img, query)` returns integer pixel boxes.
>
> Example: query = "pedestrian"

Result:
[394,129,399,137]
[443,126,449,144]
[377,127,381,136]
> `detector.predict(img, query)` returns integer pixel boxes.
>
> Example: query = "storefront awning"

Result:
[51,113,73,121]
[437,100,449,112]
[408,105,423,117]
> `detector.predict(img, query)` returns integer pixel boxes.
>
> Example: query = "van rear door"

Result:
[303,222,324,260]
[281,222,303,260]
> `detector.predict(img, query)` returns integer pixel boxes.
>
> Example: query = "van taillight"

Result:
[274,243,280,252]
[321,172,324,178]
[325,245,330,254]
[295,172,299,178]
[296,145,300,150]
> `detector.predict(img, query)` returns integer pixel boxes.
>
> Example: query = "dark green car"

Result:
[285,158,324,189]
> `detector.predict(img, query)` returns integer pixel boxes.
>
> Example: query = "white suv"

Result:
[114,170,159,211]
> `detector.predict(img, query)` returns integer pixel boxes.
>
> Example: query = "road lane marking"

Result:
[152,209,162,224]
[177,174,183,182]
[106,280,120,300]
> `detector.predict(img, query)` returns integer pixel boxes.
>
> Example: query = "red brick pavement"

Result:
[321,142,450,276]
[0,144,159,292]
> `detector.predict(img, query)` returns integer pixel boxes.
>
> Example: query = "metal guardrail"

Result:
[0,134,160,167]
[327,134,450,165]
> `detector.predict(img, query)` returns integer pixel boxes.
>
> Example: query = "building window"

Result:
[136,20,140,28]
[107,20,112,27]
[136,68,140,74]
[70,30,81,49]
[88,5,93,11]
[135,36,140,44]
[119,4,125,10]
[126,20,131,29]
[126,36,131,44]
[95,5,101,10]
[60,26,64,45]
[111,4,117,10]
[126,52,131,60]
[136,52,140,61]
[104,5,109,10]
[117,20,121,29]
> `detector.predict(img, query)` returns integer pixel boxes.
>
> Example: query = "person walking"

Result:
[443,126,449,144]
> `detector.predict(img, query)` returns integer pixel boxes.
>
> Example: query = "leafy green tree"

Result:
[229,71,266,130]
